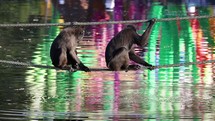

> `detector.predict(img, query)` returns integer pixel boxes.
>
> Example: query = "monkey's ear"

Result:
[74,25,85,30]
[79,26,85,30]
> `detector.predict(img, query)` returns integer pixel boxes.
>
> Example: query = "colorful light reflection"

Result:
[23,0,215,120]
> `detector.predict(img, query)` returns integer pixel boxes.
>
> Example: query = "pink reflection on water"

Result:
[85,77,104,111]
[113,72,120,121]
[75,82,82,112]
[113,73,120,113]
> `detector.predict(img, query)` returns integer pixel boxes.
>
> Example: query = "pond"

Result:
[0,0,215,120]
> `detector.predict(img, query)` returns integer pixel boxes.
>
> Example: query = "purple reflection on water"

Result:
[113,72,120,120]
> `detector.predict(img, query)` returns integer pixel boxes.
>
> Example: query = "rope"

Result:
[0,60,109,71]
[154,60,215,69]
[0,60,57,69]
[0,59,214,72]
[0,22,71,27]
[74,15,215,26]
[0,15,214,27]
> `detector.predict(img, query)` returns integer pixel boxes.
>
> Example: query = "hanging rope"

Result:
[0,59,214,72]
[0,15,214,27]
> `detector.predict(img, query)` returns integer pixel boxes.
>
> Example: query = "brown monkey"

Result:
[50,26,90,72]
[105,19,156,71]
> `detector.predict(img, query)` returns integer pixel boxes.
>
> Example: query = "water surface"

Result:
[0,0,215,120]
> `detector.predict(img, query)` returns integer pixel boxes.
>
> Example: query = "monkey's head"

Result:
[126,25,136,31]
[74,26,85,43]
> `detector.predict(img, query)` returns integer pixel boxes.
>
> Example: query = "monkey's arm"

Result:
[69,50,81,63]
[136,19,156,47]
[69,50,90,72]
[129,50,154,70]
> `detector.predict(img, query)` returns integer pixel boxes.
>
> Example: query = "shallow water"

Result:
[0,0,215,120]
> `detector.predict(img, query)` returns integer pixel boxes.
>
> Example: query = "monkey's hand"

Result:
[150,18,156,24]
[145,18,156,24]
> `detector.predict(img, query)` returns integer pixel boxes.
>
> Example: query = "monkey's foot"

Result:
[68,68,77,72]
[80,66,91,72]
[127,65,141,71]
[61,66,76,72]
[145,65,156,70]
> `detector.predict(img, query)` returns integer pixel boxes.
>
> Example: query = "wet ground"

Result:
[0,0,215,120]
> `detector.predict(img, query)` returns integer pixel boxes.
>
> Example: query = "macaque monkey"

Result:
[105,19,156,71]
[50,26,90,72]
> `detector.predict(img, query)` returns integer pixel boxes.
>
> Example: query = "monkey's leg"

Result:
[67,51,79,69]
[59,51,68,67]
[129,51,155,70]
[108,47,129,71]
[139,18,156,46]
[108,61,122,71]
[58,51,75,71]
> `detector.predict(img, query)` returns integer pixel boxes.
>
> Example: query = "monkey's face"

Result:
[77,30,85,43]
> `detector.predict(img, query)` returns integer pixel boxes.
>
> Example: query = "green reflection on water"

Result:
[143,2,164,115]
[138,2,215,119]
[1,0,213,120]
